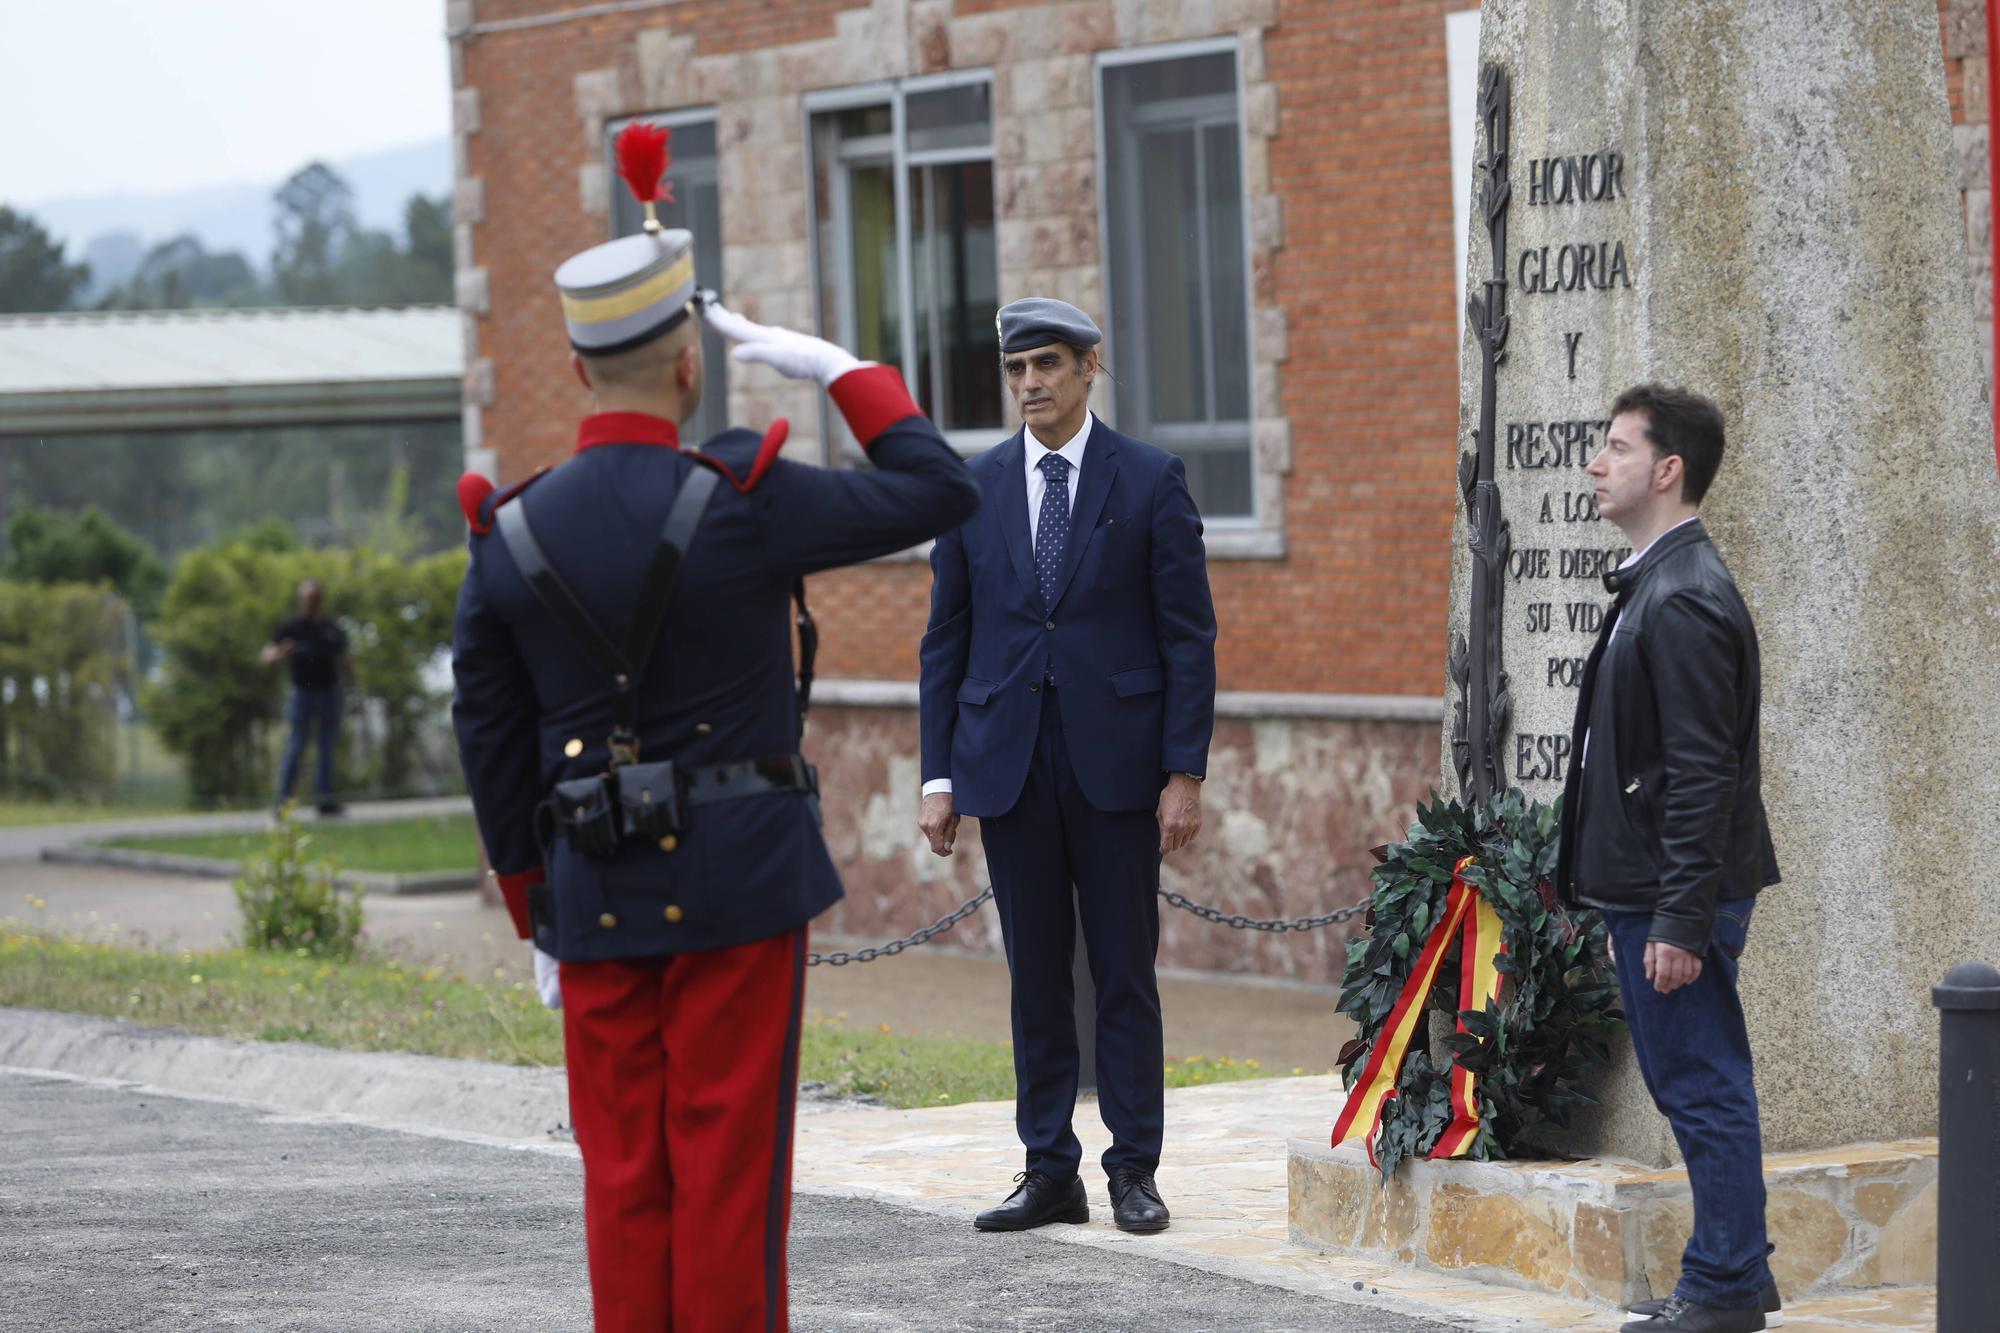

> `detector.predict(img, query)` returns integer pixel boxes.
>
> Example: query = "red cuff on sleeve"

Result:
[829,364,924,447]
[495,867,544,941]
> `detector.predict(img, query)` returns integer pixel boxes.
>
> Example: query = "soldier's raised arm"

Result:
[701,303,978,572]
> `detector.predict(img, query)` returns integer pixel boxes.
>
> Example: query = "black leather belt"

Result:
[683,752,817,804]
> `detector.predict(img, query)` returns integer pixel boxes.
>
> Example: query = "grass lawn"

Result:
[0,800,191,828]
[0,932,1273,1108]
[100,813,481,875]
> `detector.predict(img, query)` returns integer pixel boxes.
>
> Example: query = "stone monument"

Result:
[1446,0,2000,1166]
[1293,0,2000,1305]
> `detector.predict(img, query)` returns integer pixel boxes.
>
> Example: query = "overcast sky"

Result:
[1,0,451,206]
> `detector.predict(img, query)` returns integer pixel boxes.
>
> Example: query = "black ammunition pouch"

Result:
[549,773,622,859]
[616,760,686,842]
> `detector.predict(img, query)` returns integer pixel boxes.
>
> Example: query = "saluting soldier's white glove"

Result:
[702,301,866,387]
[532,947,563,1010]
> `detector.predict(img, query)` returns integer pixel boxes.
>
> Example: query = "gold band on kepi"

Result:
[556,231,697,354]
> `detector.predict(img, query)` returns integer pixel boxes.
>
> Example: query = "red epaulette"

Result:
[695,419,789,494]
[458,466,551,535]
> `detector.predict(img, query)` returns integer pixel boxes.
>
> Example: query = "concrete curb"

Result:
[41,844,480,896]
[0,1007,571,1143]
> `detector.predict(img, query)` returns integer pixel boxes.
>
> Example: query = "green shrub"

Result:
[0,580,129,798]
[233,806,365,959]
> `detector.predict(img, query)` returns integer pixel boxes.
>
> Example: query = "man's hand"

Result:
[532,947,563,1010]
[702,301,863,386]
[1644,940,1703,994]
[260,640,294,666]
[1157,773,1203,855]
[919,792,961,858]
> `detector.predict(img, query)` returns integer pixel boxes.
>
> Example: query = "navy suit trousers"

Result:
[979,687,1164,1179]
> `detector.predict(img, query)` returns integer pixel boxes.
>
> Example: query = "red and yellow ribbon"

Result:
[1331,856,1507,1162]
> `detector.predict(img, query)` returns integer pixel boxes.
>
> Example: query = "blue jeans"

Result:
[1602,898,1773,1310]
[277,686,341,804]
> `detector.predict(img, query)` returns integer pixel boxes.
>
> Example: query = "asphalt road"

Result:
[0,1071,1452,1333]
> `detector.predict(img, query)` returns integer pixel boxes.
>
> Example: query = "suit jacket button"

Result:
[657,834,678,852]
[563,738,584,758]
[1028,681,1039,692]
[663,905,684,924]
[694,722,713,736]
[1044,620,1055,630]
[597,912,617,929]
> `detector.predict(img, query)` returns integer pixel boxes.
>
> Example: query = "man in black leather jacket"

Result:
[1558,385,1782,1333]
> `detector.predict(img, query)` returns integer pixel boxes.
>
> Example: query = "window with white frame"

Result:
[808,75,1002,453]
[1100,46,1255,520]
[606,112,727,444]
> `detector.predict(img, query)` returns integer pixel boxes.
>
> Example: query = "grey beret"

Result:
[996,297,1102,353]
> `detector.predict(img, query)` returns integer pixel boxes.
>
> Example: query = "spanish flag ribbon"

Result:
[1331,856,1506,1162]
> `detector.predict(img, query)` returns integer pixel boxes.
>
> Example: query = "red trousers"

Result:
[559,928,806,1333]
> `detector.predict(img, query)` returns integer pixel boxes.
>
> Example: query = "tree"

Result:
[101,234,264,310]
[0,206,90,312]
[3,505,167,621]
[271,163,358,306]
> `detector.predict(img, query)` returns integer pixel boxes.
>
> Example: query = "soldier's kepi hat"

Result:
[996,297,1102,354]
[555,122,699,355]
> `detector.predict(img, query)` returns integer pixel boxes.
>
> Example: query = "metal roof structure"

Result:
[0,306,463,436]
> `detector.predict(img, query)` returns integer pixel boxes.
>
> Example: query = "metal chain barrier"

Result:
[808,883,1367,966]
[807,886,996,966]
[1156,887,1368,934]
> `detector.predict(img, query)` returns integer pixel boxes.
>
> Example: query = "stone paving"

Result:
[792,1076,1938,1332]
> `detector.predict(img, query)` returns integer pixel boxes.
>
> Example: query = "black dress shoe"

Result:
[974,1170,1088,1231]
[1620,1293,1766,1333]
[1629,1279,1781,1327]
[1107,1167,1170,1233]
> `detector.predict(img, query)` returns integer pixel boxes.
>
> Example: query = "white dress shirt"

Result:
[923,413,1095,799]
[1581,515,1697,769]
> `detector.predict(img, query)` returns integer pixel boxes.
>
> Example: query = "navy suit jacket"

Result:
[453,370,979,962]
[918,418,1217,818]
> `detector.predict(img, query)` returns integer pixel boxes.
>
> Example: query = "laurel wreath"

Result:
[1336,788,1625,1179]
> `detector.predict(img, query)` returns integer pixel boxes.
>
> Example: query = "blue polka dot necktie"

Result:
[1034,453,1072,609]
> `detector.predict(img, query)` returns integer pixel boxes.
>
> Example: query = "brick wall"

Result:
[450,0,1468,699]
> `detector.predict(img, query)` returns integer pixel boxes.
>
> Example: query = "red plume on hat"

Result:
[614,122,675,231]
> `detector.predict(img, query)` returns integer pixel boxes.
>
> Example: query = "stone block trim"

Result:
[1288,1137,1940,1309]
[806,703,1436,982]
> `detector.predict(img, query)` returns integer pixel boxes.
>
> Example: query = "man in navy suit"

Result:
[452,157,977,1330]
[918,297,1218,1235]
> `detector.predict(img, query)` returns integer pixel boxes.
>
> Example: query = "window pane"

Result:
[1124,51,1235,106]
[607,117,726,443]
[1140,127,1205,424]
[907,84,992,155]
[911,161,1002,433]
[847,162,901,367]
[1203,122,1250,422]
[1103,50,1253,519]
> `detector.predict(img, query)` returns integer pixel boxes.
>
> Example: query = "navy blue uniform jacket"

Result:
[918,419,1217,818]
[453,368,979,961]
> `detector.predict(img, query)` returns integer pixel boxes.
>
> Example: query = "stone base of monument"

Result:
[1286,1138,1937,1308]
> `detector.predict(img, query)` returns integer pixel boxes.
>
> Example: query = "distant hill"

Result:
[24,139,451,291]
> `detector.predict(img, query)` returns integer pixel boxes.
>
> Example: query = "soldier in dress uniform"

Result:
[450,123,978,1333]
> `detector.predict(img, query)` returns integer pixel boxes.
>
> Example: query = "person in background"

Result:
[263,578,351,815]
